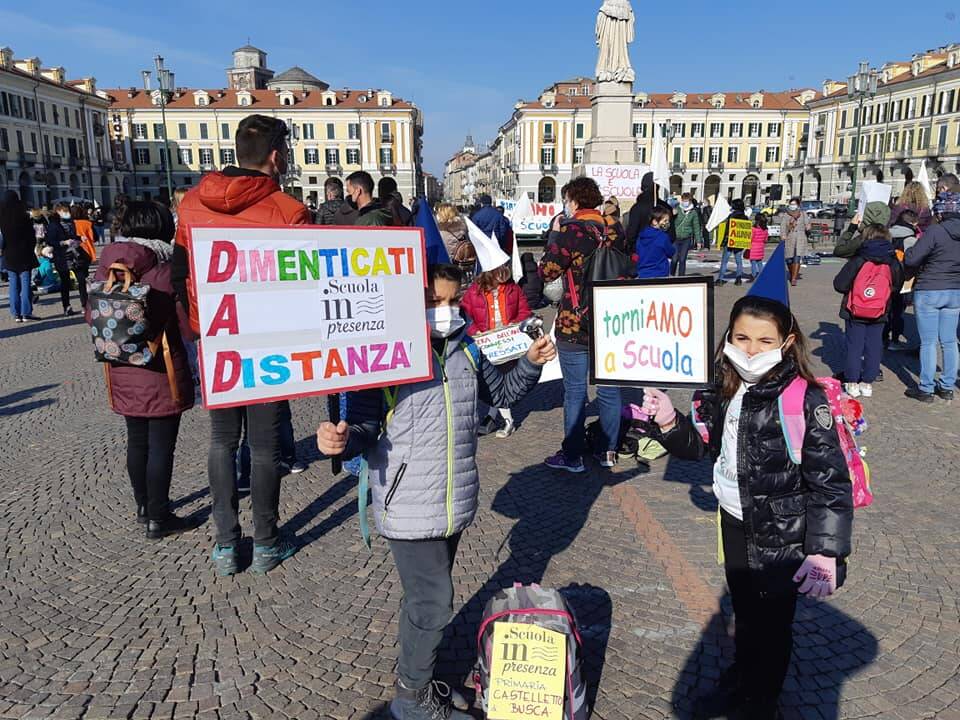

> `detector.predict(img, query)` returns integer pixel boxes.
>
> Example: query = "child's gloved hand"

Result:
[526,336,557,366]
[794,554,838,598]
[641,388,677,428]
[316,421,350,456]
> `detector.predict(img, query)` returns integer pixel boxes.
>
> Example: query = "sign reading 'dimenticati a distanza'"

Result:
[188,226,432,409]
[589,277,715,389]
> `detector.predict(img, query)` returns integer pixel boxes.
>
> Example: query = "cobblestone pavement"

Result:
[1,255,958,720]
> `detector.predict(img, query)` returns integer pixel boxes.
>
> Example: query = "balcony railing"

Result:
[44,154,61,168]
[17,151,38,165]
[326,163,342,175]
[540,162,559,174]
[543,134,555,144]
[379,162,396,174]
[380,134,393,144]
[200,163,216,173]
[707,161,724,172]
[746,161,763,172]
[670,162,686,173]
[0,150,7,164]
[929,144,948,158]
[68,155,83,169]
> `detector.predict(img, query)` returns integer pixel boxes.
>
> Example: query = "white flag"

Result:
[651,129,671,201]
[706,195,732,233]
[918,160,935,202]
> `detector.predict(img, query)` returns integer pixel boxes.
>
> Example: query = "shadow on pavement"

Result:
[0,384,58,407]
[440,461,636,711]
[661,454,717,513]
[808,321,845,376]
[281,473,358,544]
[0,398,56,416]
[670,593,878,720]
[0,315,86,340]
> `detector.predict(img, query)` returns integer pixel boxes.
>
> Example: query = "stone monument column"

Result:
[583,0,638,165]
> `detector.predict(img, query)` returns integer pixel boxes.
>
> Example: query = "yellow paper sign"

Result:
[727,218,752,250]
[488,622,567,720]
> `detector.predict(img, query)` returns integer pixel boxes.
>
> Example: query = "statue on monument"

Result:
[595,0,636,84]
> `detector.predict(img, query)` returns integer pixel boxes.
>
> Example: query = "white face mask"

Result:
[426,304,465,338]
[723,339,788,384]
[59,211,72,220]
[788,204,800,212]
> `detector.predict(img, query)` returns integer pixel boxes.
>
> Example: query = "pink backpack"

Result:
[847,261,893,320]
[779,377,873,509]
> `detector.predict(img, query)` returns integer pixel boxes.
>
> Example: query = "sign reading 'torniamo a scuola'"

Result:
[189,226,432,410]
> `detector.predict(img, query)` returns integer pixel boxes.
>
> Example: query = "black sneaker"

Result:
[935,387,955,401]
[145,512,200,540]
[904,387,935,404]
[734,278,743,286]
[136,505,148,525]
[695,664,743,717]
[390,680,472,720]
[477,416,498,437]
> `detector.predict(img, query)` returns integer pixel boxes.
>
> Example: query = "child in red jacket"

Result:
[461,262,531,437]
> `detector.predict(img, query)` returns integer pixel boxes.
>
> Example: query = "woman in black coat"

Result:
[0,190,40,321]
[642,294,853,720]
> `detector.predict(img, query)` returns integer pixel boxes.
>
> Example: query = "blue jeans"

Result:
[750,260,764,277]
[8,270,33,317]
[914,289,960,393]
[844,320,884,383]
[558,348,621,460]
[670,238,692,276]
[717,247,744,281]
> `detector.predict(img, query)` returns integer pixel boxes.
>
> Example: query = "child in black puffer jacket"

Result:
[642,282,854,720]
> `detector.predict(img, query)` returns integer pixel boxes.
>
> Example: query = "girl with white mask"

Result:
[640,246,854,720]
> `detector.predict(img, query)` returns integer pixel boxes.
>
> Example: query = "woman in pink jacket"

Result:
[749,214,770,281]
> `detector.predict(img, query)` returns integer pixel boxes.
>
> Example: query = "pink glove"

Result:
[641,388,677,428]
[794,554,837,599]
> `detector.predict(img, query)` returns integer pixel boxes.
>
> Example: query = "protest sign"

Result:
[590,277,715,389]
[856,180,892,218]
[473,323,533,365]
[488,622,567,720]
[727,218,752,250]
[585,164,653,201]
[498,198,562,236]
[188,226,432,409]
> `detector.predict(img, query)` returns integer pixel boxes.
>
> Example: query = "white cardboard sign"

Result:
[584,164,653,201]
[188,226,432,409]
[472,323,532,365]
[590,278,715,389]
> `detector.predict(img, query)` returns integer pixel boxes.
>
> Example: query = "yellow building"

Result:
[0,46,116,207]
[451,77,814,206]
[807,44,960,202]
[104,46,424,206]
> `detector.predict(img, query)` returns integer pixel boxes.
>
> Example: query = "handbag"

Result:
[87,263,157,366]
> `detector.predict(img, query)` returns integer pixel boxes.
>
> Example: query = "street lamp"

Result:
[142,56,175,203]
[284,118,302,199]
[846,60,879,214]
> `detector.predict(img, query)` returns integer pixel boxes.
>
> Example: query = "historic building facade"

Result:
[104,46,425,205]
[0,47,116,208]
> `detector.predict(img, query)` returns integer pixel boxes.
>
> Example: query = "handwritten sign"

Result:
[488,622,567,720]
[585,163,652,201]
[589,277,715,389]
[188,226,432,409]
[498,199,562,236]
[473,323,532,365]
[727,218,752,250]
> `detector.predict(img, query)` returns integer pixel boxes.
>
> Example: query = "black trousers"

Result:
[208,402,281,547]
[721,509,798,718]
[388,533,462,689]
[55,263,88,309]
[125,414,182,521]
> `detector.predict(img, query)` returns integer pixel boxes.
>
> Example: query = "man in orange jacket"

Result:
[175,114,309,576]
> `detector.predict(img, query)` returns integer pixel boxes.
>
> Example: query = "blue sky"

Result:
[4,1,958,175]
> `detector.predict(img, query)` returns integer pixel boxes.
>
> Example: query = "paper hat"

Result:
[415,199,450,265]
[465,217,510,272]
[746,242,790,308]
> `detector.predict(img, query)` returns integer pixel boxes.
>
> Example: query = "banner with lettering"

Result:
[589,277,716,389]
[584,163,653,201]
[488,622,567,720]
[188,226,432,409]
[727,218,752,250]
[497,198,562,236]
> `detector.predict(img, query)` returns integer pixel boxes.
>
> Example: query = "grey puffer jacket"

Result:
[905,215,960,291]
[343,329,542,540]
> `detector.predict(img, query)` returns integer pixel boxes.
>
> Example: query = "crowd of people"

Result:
[3,108,958,720]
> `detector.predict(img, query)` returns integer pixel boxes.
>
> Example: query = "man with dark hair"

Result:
[318,177,347,225]
[175,113,309,576]
[470,192,514,254]
[377,177,412,225]
[345,171,391,227]
[937,173,960,194]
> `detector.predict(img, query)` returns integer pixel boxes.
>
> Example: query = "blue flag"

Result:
[415,198,450,265]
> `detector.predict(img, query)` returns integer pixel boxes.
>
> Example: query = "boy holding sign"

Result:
[317,264,556,720]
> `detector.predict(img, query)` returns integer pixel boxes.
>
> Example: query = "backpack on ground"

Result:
[475,583,588,720]
[846,260,893,320]
[87,262,157,366]
[779,377,873,509]
[587,406,668,464]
